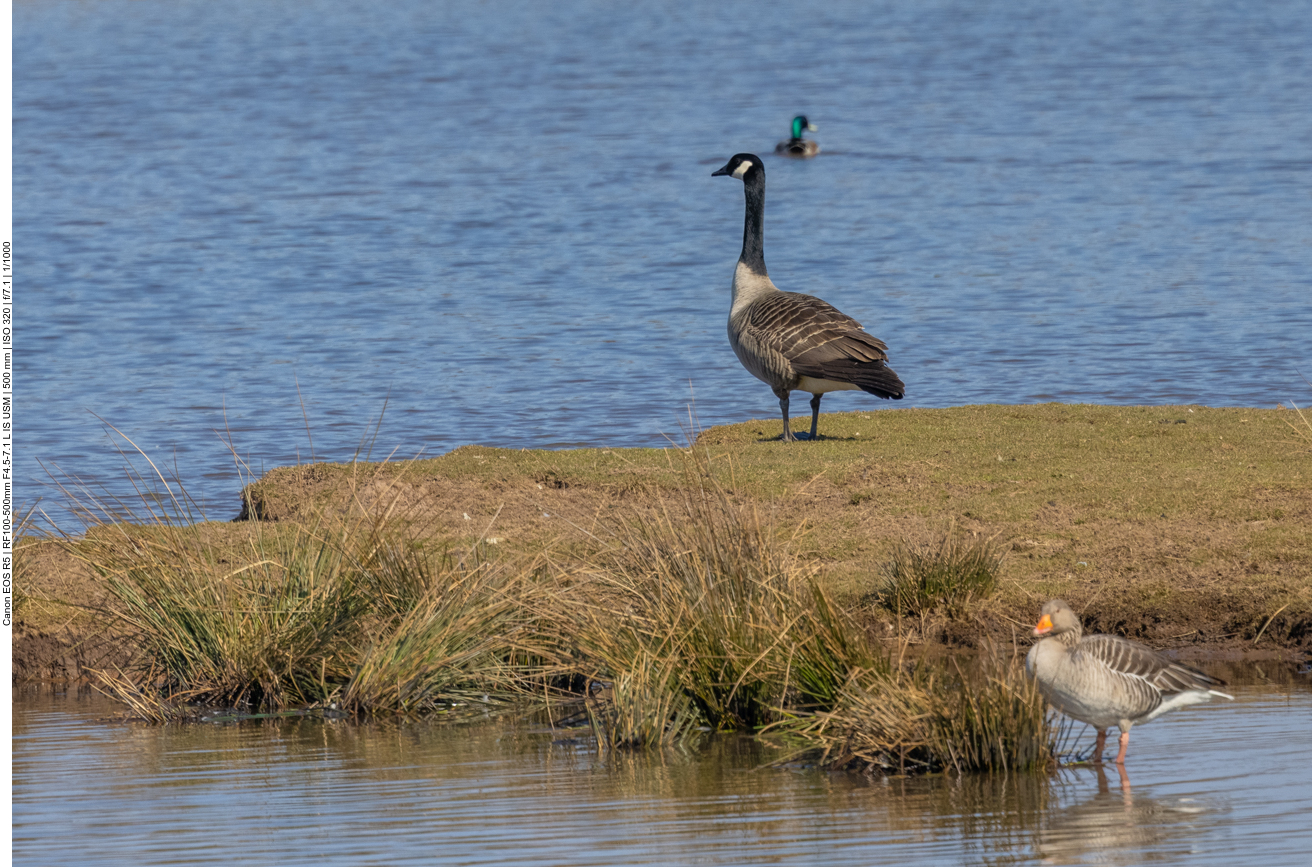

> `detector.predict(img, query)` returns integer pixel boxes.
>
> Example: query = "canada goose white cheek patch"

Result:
[732,160,753,179]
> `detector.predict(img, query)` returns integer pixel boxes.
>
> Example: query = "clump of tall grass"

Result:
[56,445,546,717]
[549,454,882,749]
[582,656,705,750]
[90,518,368,710]
[871,526,1002,618]
[106,522,547,715]
[341,548,544,715]
[929,651,1062,772]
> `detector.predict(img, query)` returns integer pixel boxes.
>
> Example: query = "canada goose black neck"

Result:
[740,166,767,275]
[711,153,768,276]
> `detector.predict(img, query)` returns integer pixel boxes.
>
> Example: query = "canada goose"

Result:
[1025,600,1234,764]
[712,153,904,442]
[775,116,819,158]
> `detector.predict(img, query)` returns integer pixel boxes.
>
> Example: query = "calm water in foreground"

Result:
[12,666,1312,866]
[16,0,1312,525]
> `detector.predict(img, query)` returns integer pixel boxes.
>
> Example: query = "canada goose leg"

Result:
[777,394,796,442]
[1114,731,1130,765]
[1092,729,1108,763]
[808,394,823,441]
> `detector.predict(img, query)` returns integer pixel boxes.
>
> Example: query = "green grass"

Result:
[225,404,1311,647]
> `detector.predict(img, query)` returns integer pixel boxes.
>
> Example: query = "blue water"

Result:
[13,671,1312,866]
[17,0,1312,525]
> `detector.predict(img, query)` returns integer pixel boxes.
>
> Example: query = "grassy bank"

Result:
[14,403,1311,761]
[228,403,1312,649]
[21,447,1069,772]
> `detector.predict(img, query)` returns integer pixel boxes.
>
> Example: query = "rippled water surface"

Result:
[12,668,1312,866]
[16,0,1312,521]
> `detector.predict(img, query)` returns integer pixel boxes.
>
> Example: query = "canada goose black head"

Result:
[711,153,764,183]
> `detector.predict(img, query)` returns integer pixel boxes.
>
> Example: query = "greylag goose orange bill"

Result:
[712,153,904,442]
[1025,599,1234,765]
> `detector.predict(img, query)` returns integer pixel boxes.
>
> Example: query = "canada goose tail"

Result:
[794,358,905,399]
[854,366,906,400]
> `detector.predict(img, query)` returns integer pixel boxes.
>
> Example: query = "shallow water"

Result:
[16,0,1312,524]
[12,666,1312,866]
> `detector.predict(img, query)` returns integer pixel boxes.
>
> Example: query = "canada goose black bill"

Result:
[775,115,819,158]
[713,153,903,443]
[1026,600,1234,764]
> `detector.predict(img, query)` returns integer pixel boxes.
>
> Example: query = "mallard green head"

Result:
[790,116,817,140]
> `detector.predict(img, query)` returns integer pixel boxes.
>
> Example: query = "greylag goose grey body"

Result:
[1025,599,1233,764]
[775,116,819,158]
[712,153,903,442]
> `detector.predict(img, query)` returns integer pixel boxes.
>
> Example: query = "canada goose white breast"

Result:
[729,260,780,316]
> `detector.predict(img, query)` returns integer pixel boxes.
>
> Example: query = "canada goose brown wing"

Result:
[740,292,887,359]
[741,293,905,399]
[1075,635,1226,696]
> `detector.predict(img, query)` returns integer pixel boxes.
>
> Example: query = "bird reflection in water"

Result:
[1037,764,1212,865]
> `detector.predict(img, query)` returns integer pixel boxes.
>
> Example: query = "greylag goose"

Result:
[1025,599,1234,764]
[712,153,904,442]
[775,116,819,158]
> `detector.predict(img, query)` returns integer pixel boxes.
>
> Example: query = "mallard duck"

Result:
[775,116,819,158]
[712,153,903,442]
[1025,599,1234,764]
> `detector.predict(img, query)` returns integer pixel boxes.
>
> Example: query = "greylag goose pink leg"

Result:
[1115,732,1131,765]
